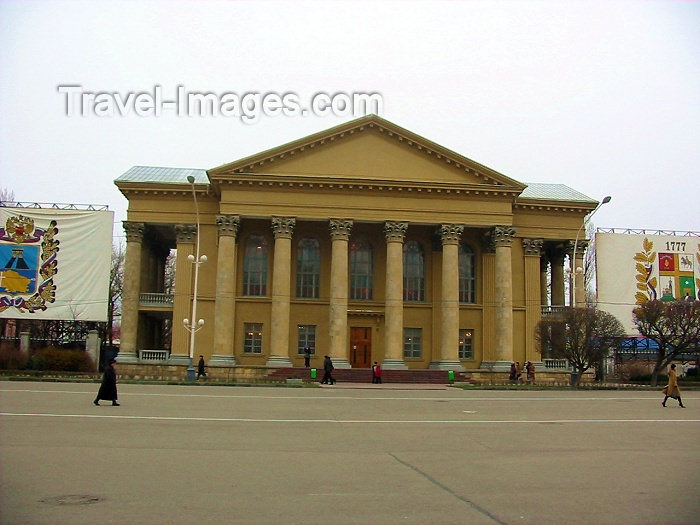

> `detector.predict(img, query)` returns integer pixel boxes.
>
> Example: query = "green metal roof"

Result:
[519,183,596,203]
[115,166,208,184]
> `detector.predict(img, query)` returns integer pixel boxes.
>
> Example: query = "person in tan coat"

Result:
[662,364,685,408]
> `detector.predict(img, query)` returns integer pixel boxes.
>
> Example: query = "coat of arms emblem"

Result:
[0,214,60,313]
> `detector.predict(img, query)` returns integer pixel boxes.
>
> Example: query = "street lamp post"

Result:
[183,175,207,381]
[572,195,611,307]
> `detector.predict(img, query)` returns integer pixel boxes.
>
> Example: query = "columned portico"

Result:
[211,214,240,366]
[383,221,408,369]
[169,224,196,365]
[115,115,600,376]
[118,221,144,363]
[266,216,295,367]
[430,224,465,370]
[329,219,353,369]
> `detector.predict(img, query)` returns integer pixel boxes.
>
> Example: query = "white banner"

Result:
[0,208,113,321]
[596,232,700,334]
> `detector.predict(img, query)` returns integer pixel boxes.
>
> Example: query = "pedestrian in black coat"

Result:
[321,355,336,385]
[94,358,119,406]
[303,346,311,368]
[197,355,207,379]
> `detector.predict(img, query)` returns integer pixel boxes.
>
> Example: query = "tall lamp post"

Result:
[572,195,611,307]
[183,174,207,381]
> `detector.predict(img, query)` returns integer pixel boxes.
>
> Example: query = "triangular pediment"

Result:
[208,115,526,191]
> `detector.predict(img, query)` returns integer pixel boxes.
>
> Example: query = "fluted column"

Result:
[480,226,516,370]
[118,221,144,363]
[430,224,465,370]
[522,239,544,364]
[169,224,197,364]
[540,254,549,307]
[568,240,588,307]
[480,233,496,368]
[266,217,295,367]
[549,245,566,308]
[211,215,240,366]
[383,221,408,370]
[329,219,353,369]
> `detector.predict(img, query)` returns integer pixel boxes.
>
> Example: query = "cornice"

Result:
[214,173,523,198]
[116,182,217,199]
[514,200,597,214]
[207,115,527,191]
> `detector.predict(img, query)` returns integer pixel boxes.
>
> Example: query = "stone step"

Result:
[266,367,470,384]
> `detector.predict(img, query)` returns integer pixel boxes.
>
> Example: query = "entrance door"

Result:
[349,327,372,368]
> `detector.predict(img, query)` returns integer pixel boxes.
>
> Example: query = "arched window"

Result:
[459,243,476,303]
[350,241,373,300]
[243,235,268,296]
[403,240,424,301]
[296,238,321,298]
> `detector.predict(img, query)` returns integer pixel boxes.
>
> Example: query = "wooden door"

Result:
[349,327,372,368]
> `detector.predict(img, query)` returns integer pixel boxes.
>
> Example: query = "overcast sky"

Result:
[1,0,698,241]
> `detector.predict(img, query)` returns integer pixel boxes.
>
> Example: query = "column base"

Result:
[208,354,237,367]
[168,354,191,366]
[115,352,138,364]
[265,355,293,368]
[479,361,515,372]
[381,358,408,370]
[429,360,465,371]
[330,358,351,369]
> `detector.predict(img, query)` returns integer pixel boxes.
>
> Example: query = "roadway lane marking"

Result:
[1,413,698,424]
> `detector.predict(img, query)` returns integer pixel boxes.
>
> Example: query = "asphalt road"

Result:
[0,381,698,525]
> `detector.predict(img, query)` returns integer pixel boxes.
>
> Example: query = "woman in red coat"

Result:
[662,364,684,408]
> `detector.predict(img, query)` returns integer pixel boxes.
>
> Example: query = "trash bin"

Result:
[570,372,578,386]
[448,370,455,382]
[310,368,317,380]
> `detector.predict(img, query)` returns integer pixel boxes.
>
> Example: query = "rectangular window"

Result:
[297,325,316,354]
[403,327,422,359]
[243,323,263,354]
[459,329,474,360]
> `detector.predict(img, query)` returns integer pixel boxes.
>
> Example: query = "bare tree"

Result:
[0,187,15,202]
[633,300,700,386]
[105,242,125,347]
[537,307,625,386]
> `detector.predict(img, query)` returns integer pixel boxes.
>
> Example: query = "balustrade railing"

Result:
[139,293,174,307]
[138,349,169,362]
[541,305,567,316]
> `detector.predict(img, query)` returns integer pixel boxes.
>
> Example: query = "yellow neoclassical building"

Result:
[115,115,597,374]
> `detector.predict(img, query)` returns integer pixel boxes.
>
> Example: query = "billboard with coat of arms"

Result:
[0,207,113,321]
[595,231,700,334]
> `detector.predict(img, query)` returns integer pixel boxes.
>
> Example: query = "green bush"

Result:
[27,347,94,372]
[0,347,29,370]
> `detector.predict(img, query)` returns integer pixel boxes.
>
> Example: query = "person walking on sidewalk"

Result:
[94,358,119,406]
[321,355,336,385]
[662,363,685,408]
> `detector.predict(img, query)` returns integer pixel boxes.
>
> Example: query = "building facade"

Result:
[115,115,598,372]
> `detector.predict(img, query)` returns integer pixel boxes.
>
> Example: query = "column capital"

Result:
[522,238,544,256]
[438,224,464,245]
[483,226,516,252]
[492,226,516,247]
[329,219,353,241]
[216,214,240,238]
[123,221,145,243]
[175,224,197,243]
[384,221,408,243]
[271,216,296,239]
[566,239,589,257]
